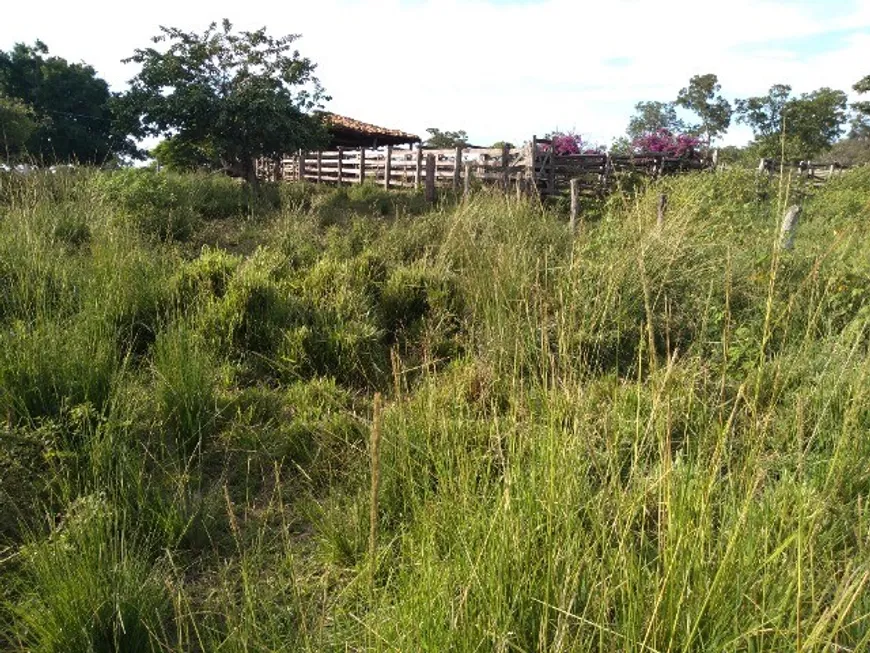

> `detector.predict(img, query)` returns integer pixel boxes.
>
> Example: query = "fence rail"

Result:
[256,137,850,197]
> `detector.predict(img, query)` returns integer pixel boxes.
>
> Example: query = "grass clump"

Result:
[7,493,168,653]
[153,321,217,450]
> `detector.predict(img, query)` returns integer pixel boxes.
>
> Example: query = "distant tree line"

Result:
[2,25,869,172]
[616,73,870,164]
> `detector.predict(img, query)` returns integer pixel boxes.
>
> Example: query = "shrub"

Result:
[633,129,701,158]
[94,168,199,241]
[94,170,268,241]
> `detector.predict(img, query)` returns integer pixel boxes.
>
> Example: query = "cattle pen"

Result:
[256,135,711,199]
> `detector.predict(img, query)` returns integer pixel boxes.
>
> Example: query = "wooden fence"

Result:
[256,135,711,197]
[756,158,849,184]
[257,138,853,198]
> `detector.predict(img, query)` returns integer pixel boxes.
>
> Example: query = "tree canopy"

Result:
[0,41,135,163]
[626,101,686,141]
[736,84,848,159]
[122,20,328,182]
[851,75,870,139]
[0,95,37,157]
[423,128,469,148]
[676,74,732,147]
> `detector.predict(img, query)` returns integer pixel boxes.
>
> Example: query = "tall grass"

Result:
[2,167,870,650]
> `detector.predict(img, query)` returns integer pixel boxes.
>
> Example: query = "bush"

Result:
[94,169,199,241]
[94,169,269,241]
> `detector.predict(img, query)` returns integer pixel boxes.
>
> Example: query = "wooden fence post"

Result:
[337,147,344,185]
[547,142,556,195]
[599,155,611,197]
[425,154,436,203]
[384,145,392,190]
[453,146,462,191]
[464,162,472,198]
[359,147,366,184]
[657,193,668,228]
[316,151,322,184]
[415,146,423,189]
[530,135,538,190]
[501,143,510,192]
[570,178,579,233]
[298,149,306,181]
[780,205,802,250]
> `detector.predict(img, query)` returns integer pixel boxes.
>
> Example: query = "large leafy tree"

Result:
[0,95,37,158]
[626,101,686,141]
[423,128,469,148]
[736,84,848,159]
[122,20,328,183]
[676,74,732,147]
[0,41,135,163]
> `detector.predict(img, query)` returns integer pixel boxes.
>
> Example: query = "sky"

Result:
[3,0,870,149]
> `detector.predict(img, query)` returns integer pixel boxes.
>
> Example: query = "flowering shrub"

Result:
[545,131,606,156]
[632,129,700,158]
[549,132,583,155]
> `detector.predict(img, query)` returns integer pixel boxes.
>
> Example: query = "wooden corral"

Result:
[257,135,711,197]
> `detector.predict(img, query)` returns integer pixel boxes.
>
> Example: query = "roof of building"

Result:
[320,112,421,147]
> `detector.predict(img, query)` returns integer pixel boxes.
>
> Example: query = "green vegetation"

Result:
[2,167,870,651]
[121,20,328,182]
[0,41,137,163]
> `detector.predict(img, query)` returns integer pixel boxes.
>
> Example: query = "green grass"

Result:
[1,166,870,651]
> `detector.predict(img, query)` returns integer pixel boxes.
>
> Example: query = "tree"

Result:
[150,136,220,172]
[626,101,685,140]
[122,20,328,183]
[0,41,136,163]
[853,75,870,115]
[819,138,870,166]
[0,95,37,158]
[676,74,732,147]
[736,84,848,159]
[423,128,468,148]
[734,84,792,140]
[851,75,870,139]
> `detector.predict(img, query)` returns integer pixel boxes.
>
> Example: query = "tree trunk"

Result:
[243,158,259,189]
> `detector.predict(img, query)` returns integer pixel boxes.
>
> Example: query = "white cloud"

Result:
[2,0,869,147]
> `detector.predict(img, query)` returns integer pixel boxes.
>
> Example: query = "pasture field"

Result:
[2,168,870,651]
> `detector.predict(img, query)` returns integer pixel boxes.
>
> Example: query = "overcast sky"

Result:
[3,0,870,148]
